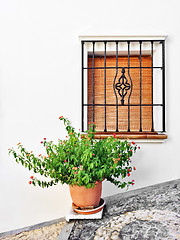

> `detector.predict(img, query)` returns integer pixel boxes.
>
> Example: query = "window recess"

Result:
[81,40,167,140]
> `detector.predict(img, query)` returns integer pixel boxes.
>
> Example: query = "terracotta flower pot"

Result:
[69,181,102,209]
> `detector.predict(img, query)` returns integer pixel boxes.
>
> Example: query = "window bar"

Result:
[139,41,142,132]
[92,41,95,131]
[104,41,107,132]
[84,66,162,70]
[85,103,163,107]
[151,41,154,132]
[115,42,119,132]
[162,40,165,132]
[81,41,84,132]
[127,41,133,132]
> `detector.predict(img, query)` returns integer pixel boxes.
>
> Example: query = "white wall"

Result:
[0,0,180,233]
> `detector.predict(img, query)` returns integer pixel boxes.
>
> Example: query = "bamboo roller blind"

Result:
[88,55,153,132]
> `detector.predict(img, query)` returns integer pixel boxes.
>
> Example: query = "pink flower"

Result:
[75,171,77,174]
[64,160,67,163]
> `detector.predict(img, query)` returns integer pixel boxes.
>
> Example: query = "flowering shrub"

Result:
[8,117,139,189]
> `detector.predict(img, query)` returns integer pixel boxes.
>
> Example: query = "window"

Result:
[81,39,167,140]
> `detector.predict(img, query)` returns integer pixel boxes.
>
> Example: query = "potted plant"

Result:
[8,117,139,210]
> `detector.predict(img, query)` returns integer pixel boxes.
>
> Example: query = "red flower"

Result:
[113,133,116,138]
[29,181,32,184]
[85,144,87,146]
[138,146,140,149]
[39,154,41,157]
[44,138,46,140]
[59,116,63,119]
[64,160,67,163]
[130,149,132,152]
[127,173,130,177]
[30,176,34,179]
[93,122,95,124]
[75,171,77,174]
[132,141,135,145]
[132,182,135,185]
[95,181,98,184]
[132,179,135,182]
[40,141,43,144]
[88,122,90,124]
[128,169,131,172]
[92,154,95,156]
[133,166,136,170]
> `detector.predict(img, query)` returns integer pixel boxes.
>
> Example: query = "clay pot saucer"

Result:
[72,198,105,215]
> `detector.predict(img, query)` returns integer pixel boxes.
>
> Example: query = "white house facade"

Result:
[0,0,180,233]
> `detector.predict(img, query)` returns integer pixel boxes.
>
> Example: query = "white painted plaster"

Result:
[0,0,180,233]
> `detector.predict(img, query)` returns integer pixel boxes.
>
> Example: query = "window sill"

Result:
[81,132,167,143]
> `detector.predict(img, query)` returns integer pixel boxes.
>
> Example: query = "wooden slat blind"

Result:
[88,55,152,132]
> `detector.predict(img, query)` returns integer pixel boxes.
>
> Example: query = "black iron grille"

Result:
[81,40,166,133]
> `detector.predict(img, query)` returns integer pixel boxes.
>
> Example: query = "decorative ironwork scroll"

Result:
[115,68,131,105]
